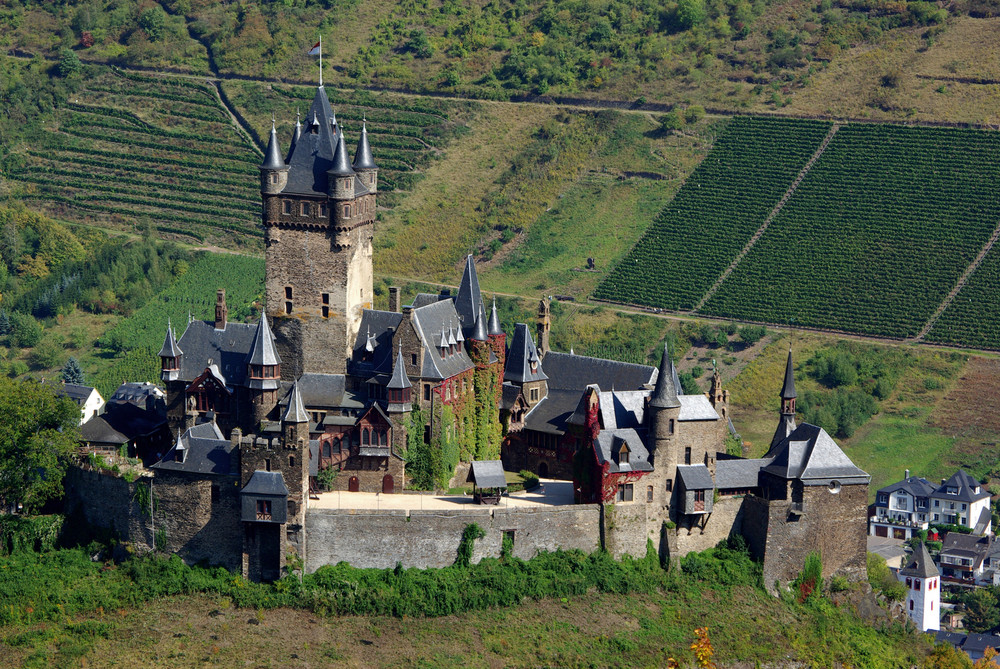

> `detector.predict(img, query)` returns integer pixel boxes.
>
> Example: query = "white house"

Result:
[870,471,934,540]
[930,470,991,534]
[49,382,105,425]
[898,542,940,632]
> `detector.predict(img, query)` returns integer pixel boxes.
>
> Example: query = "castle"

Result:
[67,83,871,589]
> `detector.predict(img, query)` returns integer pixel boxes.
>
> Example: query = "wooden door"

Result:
[349,476,359,492]
[382,475,394,494]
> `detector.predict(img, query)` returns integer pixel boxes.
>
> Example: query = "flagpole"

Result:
[319,35,323,87]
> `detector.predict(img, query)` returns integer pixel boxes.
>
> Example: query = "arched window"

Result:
[381,430,389,447]
[362,429,370,446]
[322,442,331,458]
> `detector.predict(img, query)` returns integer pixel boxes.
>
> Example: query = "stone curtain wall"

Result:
[667,495,747,560]
[304,504,602,572]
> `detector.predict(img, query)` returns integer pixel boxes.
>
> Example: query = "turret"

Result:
[455,254,482,336]
[770,347,797,449]
[487,297,505,368]
[504,323,547,407]
[327,127,356,201]
[246,315,281,390]
[352,121,378,194]
[649,344,681,463]
[536,298,551,358]
[158,319,182,382]
[260,122,289,195]
[214,289,227,330]
[386,344,412,412]
[282,382,310,445]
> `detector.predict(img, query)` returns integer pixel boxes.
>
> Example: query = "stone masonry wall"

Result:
[602,501,650,559]
[304,504,601,571]
[666,495,746,562]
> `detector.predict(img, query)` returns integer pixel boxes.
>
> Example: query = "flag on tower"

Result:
[307,41,321,55]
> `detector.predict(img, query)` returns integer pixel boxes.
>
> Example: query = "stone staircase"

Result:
[693,123,841,312]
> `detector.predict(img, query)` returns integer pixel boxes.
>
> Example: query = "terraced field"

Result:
[598,118,1000,350]
[592,117,831,310]
[13,67,473,245]
[703,124,1000,339]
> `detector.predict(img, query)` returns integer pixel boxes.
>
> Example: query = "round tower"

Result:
[260,123,289,195]
[327,128,356,202]
[352,121,378,194]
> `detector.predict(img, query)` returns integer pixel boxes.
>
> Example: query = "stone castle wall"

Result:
[665,495,747,561]
[304,504,602,571]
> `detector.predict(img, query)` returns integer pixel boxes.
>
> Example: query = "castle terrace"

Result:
[308,478,573,511]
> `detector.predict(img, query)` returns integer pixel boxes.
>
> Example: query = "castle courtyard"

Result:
[308,478,574,511]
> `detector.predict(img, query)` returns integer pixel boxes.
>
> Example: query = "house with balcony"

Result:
[930,470,991,534]
[938,532,992,585]
[870,471,934,540]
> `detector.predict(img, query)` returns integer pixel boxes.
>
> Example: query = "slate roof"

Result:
[247,316,280,367]
[328,125,355,177]
[411,293,446,309]
[275,374,365,410]
[241,470,289,496]
[410,299,474,381]
[80,416,128,445]
[285,117,301,164]
[974,507,992,536]
[649,345,681,409]
[899,542,939,579]
[152,424,235,476]
[455,255,482,334]
[309,440,319,476]
[523,389,582,434]
[501,383,522,411]
[932,470,989,503]
[283,382,309,423]
[598,390,646,431]
[763,423,870,485]
[875,475,936,504]
[176,319,257,386]
[352,122,377,170]
[715,458,771,489]
[488,298,502,336]
[467,460,508,488]
[780,348,797,399]
[939,532,990,569]
[284,87,340,196]
[677,464,715,490]
[359,446,391,457]
[261,124,286,170]
[158,320,182,358]
[678,395,720,421]
[387,346,412,389]
[542,351,655,392]
[470,301,488,342]
[963,633,1000,654]
[594,429,652,474]
[49,381,100,405]
[504,323,547,384]
[109,381,165,406]
[350,310,404,378]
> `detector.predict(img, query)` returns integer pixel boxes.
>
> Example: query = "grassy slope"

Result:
[1,588,927,668]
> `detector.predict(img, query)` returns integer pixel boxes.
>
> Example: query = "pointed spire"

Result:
[488,297,502,336]
[455,254,482,332]
[503,323,547,382]
[260,121,285,170]
[327,125,355,176]
[285,110,302,163]
[247,315,281,366]
[283,382,309,424]
[439,328,449,348]
[470,300,488,341]
[158,318,182,358]
[387,343,412,390]
[353,120,377,170]
[455,325,465,343]
[649,344,681,409]
[780,347,797,399]
[899,541,939,579]
[447,326,457,347]
[365,326,377,353]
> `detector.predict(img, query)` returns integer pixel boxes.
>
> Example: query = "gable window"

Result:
[619,443,629,465]
[256,500,272,521]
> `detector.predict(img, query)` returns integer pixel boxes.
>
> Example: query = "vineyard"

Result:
[223,80,475,210]
[598,118,1000,350]
[926,246,1000,349]
[11,67,474,246]
[92,253,264,398]
[16,68,262,246]
[592,117,831,310]
[702,124,1000,339]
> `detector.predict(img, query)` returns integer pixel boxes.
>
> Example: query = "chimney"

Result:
[389,286,401,313]
[905,469,910,479]
[215,289,227,330]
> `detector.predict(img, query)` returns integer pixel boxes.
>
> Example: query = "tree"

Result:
[9,312,42,348]
[61,356,84,384]
[964,588,1000,633]
[675,0,707,30]
[139,7,169,41]
[57,48,82,78]
[0,377,81,512]
[661,110,685,132]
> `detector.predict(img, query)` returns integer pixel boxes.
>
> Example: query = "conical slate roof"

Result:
[488,298,502,336]
[353,122,377,170]
[649,344,681,409]
[327,125,355,177]
[158,319,182,358]
[260,123,285,170]
[470,301,488,342]
[285,115,301,164]
[282,382,309,423]
[780,348,797,399]
[387,345,412,390]
[899,542,939,579]
[455,255,482,333]
[247,315,281,366]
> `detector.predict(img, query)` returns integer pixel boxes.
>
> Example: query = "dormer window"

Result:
[618,443,629,465]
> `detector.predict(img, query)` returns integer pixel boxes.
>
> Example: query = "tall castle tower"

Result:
[259,89,378,379]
